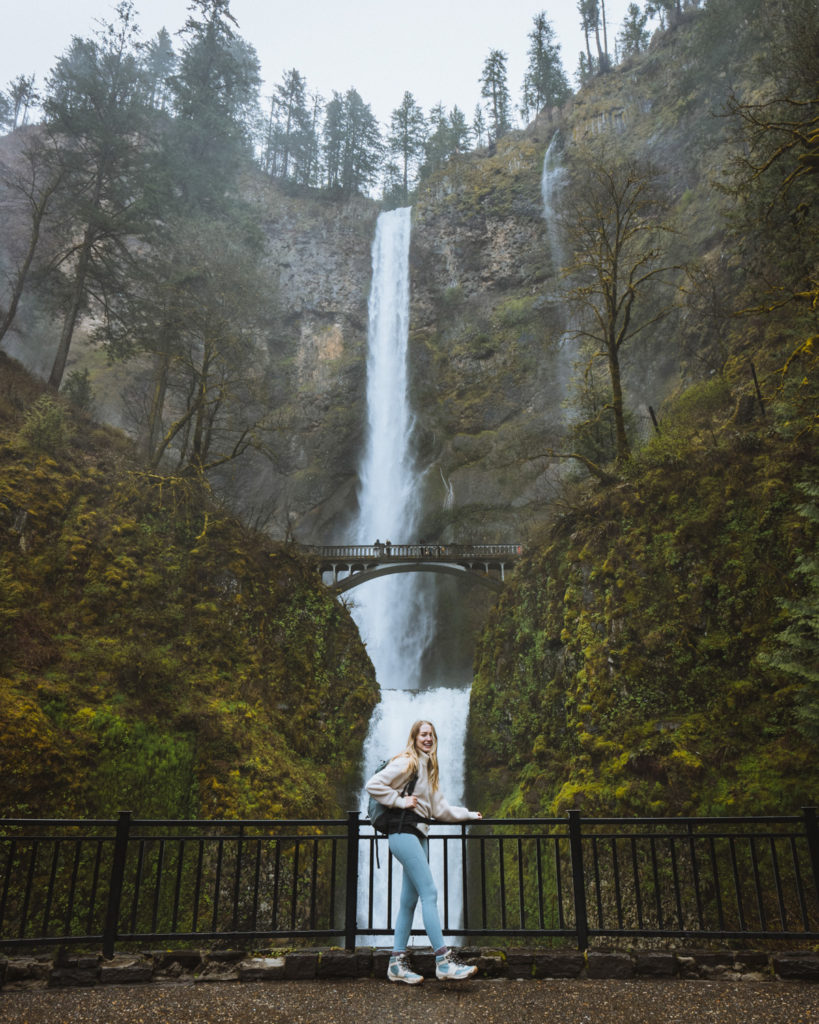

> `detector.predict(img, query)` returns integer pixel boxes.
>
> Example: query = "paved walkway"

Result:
[2,978,819,1024]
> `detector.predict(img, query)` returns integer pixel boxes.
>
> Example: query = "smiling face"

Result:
[414,721,436,756]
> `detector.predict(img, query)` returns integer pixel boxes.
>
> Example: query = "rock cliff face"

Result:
[1,17,723,548]
[230,184,380,542]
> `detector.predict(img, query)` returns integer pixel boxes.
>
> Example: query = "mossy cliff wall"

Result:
[0,357,379,818]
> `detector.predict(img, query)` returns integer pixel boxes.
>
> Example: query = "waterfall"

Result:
[540,132,576,408]
[350,207,468,945]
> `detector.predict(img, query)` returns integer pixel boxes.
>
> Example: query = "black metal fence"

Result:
[2,810,818,955]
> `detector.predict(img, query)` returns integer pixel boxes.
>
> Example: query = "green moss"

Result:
[0,357,378,820]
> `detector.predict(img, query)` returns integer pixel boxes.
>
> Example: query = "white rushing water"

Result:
[350,207,469,944]
[541,132,576,405]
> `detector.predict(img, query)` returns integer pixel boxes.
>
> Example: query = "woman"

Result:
[365,719,482,984]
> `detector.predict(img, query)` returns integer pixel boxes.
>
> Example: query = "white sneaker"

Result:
[435,950,478,981]
[388,953,423,985]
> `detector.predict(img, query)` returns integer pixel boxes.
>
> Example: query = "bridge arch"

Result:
[330,562,503,594]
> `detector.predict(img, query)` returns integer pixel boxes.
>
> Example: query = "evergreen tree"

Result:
[322,88,381,195]
[5,74,38,129]
[141,28,176,111]
[760,477,819,744]
[617,3,651,59]
[472,103,487,148]
[480,49,512,144]
[577,0,610,75]
[387,90,427,200]
[521,12,571,123]
[41,0,154,389]
[168,0,261,209]
[271,68,313,180]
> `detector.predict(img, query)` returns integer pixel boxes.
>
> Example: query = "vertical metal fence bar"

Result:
[192,838,205,932]
[749,835,767,932]
[344,811,359,951]
[461,825,469,931]
[19,838,38,939]
[232,825,245,933]
[611,837,623,930]
[568,810,588,950]
[479,836,487,928]
[669,835,684,930]
[88,839,104,936]
[517,836,525,929]
[688,824,705,930]
[65,840,82,937]
[329,837,338,931]
[152,838,166,934]
[212,838,225,933]
[708,835,725,930]
[790,835,810,929]
[251,838,262,933]
[802,807,819,905]
[769,835,788,930]
[171,838,185,934]
[290,841,301,931]
[386,845,394,930]
[648,835,663,930]
[271,840,281,930]
[536,836,545,929]
[129,839,145,934]
[41,838,60,937]
[0,839,14,936]
[729,836,746,931]
[591,836,604,928]
[103,811,131,959]
[553,836,566,930]
[442,834,450,930]
[367,835,376,931]
[309,837,319,929]
[498,835,507,930]
[630,836,644,930]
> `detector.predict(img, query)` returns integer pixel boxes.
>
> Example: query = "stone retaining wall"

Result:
[2,948,819,990]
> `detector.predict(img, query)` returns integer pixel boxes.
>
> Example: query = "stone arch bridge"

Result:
[305,543,522,593]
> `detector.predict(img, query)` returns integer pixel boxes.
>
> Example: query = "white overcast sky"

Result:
[2,0,646,128]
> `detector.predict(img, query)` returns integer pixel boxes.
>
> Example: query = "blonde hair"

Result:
[393,719,440,792]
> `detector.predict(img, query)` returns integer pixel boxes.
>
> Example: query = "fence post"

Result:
[344,811,360,951]
[568,810,589,951]
[102,810,131,959]
[802,807,819,903]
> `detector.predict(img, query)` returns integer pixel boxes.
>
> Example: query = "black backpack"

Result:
[367,759,418,834]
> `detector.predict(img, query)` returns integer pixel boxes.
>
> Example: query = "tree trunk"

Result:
[48,234,92,389]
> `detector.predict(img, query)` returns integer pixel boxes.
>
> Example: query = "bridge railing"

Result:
[308,543,522,561]
[2,810,818,955]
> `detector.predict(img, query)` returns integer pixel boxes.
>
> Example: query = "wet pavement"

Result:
[2,978,819,1024]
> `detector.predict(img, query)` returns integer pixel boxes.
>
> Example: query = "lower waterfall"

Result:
[349,206,470,945]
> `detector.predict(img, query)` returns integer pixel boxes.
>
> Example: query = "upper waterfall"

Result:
[350,207,435,692]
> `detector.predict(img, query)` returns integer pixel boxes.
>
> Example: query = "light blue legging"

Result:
[388,831,445,953]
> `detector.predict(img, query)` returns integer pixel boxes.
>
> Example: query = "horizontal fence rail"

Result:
[2,810,818,955]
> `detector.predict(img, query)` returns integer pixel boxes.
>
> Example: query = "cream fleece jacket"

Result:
[365,751,480,837]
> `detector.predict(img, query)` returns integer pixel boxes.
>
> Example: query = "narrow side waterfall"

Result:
[351,207,469,944]
[541,133,576,405]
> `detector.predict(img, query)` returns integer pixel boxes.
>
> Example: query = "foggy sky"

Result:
[3,0,646,128]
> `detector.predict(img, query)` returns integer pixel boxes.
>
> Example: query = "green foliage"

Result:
[61,368,94,414]
[470,402,819,818]
[758,475,819,743]
[18,395,68,454]
[0,369,378,820]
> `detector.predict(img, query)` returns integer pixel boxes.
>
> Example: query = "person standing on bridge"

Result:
[365,719,482,985]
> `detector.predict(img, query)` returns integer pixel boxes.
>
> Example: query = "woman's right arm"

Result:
[364,757,412,809]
